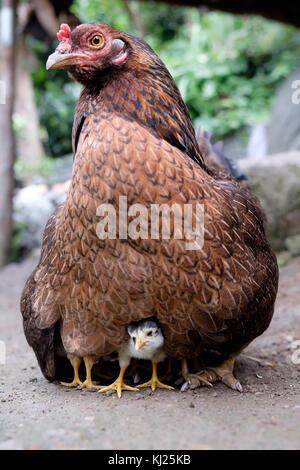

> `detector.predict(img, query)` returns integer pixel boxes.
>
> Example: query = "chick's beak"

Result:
[135,334,147,351]
[46,51,89,70]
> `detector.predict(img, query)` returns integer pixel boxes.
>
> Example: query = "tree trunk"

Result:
[15,38,44,177]
[0,0,17,266]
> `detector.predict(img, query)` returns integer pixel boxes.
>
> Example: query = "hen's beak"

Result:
[135,334,147,351]
[46,51,88,70]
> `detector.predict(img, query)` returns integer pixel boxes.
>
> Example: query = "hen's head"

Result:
[46,23,139,86]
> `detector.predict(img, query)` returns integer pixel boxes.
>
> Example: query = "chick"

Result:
[99,318,173,397]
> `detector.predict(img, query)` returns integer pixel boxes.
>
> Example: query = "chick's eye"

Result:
[147,331,153,337]
[90,34,104,48]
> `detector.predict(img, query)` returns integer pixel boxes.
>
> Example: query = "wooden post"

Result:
[0,0,17,266]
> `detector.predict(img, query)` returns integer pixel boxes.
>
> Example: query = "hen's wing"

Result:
[196,126,249,188]
[21,207,71,381]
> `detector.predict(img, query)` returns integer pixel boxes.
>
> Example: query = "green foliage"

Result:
[155,9,300,138]
[12,221,28,262]
[14,155,59,183]
[29,2,300,156]
[71,0,133,31]
[71,0,184,41]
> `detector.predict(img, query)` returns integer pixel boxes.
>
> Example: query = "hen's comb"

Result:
[57,24,71,41]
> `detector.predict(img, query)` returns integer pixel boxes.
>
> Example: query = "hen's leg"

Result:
[61,356,82,387]
[181,359,213,389]
[208,358,242,391]
[181,356,242,392]
[98,366,139,398]
[80,356,101,389]
[160,358,174,382]
[137,362,174,392]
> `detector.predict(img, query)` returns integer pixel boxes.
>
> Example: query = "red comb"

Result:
[57,24,71,41]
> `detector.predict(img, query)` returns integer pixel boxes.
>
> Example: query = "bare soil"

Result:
[0,252,299,450]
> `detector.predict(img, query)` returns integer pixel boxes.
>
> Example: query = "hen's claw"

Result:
[61,356,82,388]
[61,379,82,388]
[80,379,101,389]
[60,355,102,390]
[181,358,243,392]
[181,372,213,391]
[219,371,243,392]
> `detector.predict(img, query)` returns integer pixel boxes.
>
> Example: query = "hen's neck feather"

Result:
[73,59,206,169]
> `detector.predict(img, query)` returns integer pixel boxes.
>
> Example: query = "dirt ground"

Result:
[0,252,299,450]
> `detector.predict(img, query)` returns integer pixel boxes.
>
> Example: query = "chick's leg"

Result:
[137,362,174,392]
[61,356,82,387]
[99,366,139,398]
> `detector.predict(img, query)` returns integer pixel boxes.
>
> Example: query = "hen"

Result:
[21,23,278,392]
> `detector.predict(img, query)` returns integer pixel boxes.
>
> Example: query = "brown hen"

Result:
[21,23,278,392]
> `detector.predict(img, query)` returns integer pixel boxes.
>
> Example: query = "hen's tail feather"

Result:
[21,272,72,382]
[196,126,248,186]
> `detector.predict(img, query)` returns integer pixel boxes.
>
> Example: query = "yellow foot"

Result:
[61,356,82,388]
[99,380,139,398]
[80,379,101,389]
[137,377,174,392]
[137,362,174,392]
[60,379,82,388]
[97,365,138,398]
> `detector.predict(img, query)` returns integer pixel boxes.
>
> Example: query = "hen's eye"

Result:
[90,34,104,48]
